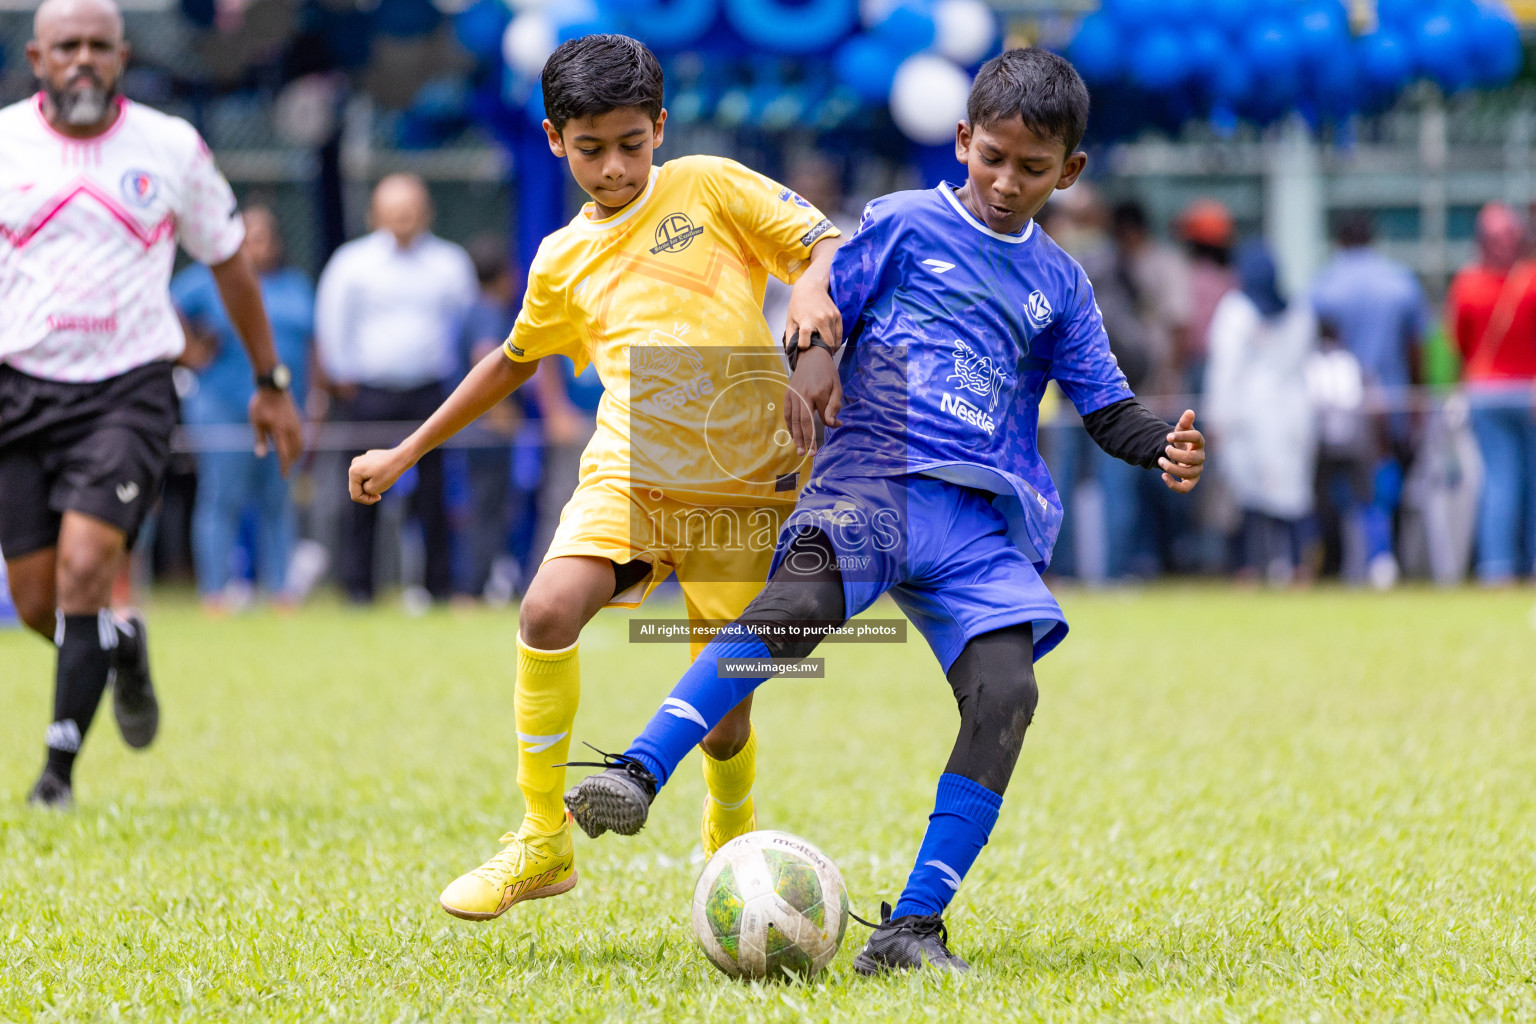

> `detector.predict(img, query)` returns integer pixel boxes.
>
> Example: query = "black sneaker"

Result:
[27,769,73,810]
[852,902,970,975]
[560,746,658,839]
[112,612,158,749]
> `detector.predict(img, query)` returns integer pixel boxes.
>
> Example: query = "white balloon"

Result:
[274,73,338,149]
[932,0,996,66]
[890,55,971,145]
[503,11,557,78]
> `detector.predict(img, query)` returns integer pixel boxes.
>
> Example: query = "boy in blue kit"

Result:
[562,48,1207,974]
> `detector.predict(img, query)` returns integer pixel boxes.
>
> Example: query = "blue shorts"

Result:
[770,473,1068,671]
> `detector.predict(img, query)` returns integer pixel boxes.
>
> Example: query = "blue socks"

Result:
[627,624,773,787]
[892,773,1003,919]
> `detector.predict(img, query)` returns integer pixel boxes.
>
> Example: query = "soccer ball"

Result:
[692,830,850,981]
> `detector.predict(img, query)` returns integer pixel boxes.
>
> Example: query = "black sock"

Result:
[111,613,142,668]
[44,612,117,784]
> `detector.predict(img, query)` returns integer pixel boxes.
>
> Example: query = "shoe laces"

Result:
[852,901,954,952]
[470,832,530,884]
[556,743,658,797]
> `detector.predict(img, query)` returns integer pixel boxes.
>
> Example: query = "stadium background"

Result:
[0,0,1529,606]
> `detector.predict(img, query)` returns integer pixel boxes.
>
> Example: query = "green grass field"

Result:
[2,586,1535,1022]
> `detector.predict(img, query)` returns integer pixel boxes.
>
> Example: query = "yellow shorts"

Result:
[542,476,790,659]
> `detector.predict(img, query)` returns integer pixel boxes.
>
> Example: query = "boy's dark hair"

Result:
[541,34,664,134]
[967,47,1090,156]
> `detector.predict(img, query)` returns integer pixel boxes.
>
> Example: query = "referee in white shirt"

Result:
[0,0,303,808]
[316,174,476,604]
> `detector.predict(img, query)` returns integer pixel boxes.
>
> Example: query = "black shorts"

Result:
[0,361,178,557]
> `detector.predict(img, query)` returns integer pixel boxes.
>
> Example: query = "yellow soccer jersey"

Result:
[503,154,839,506]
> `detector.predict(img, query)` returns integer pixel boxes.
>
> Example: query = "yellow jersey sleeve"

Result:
[503,240,588,373]
[703,157,841,285]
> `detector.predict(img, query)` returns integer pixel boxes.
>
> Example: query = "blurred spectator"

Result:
[1446,202,1536,583]
[1111,200,1190,400]
[317,174,477,604]
[1040,189,1145,582]
[1312,212,1428,396]
[1306,316,1372,581]
[173,205,314,610]
[1205,242,1317,585]
[763,154,860,342]
[457,237,523,600]
[1310,211,1429,588]
[1176,199,1236,394]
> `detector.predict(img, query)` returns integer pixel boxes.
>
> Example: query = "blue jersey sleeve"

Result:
[829,198,901,342]
[1049,266,1134,415]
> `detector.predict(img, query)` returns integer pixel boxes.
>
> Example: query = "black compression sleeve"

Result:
[1080,397,1171,469]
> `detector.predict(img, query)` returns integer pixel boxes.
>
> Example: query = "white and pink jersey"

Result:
[0,94,245,383]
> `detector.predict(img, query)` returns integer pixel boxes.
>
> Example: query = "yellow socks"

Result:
[515,635,581,835]
[702,726,758,849]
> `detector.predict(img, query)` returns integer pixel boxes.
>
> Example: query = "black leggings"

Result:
[740,528,1038,795]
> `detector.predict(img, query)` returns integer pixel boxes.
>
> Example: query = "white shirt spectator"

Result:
[315,230,477,389]
[0,95,245,382]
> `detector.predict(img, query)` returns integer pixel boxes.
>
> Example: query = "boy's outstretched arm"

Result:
[1081,400,1205,493]
[349,350,538,504]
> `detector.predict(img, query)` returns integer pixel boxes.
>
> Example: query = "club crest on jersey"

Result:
[650,212,703,254]
[120,169,158,208]
[947,340,1006,412]
[1025,290,1053,329]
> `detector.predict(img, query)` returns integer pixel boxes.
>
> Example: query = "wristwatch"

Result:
[256,363,292,393]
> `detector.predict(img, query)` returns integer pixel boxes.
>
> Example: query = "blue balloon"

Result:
[1245,19,1300,108]
[873,3,936,58]
[1104,0,1159,31]
[1161,0,1198,27]
[1186,25,1227,88]
[1296,1,1349,70]
[1208,0,1248,35]
[1415,12,1470,90]
[626,0,718,51]
[1245,19,1298,77]
[1130,28,1188,92]
[1375,0,1419,31]
[1211,55,1254,105]
[454,0,509,64]
[1069,13,1122,86]
[1359,29,1412,91]
[834,36,903,103]
[724,0,857,55]
[1469,6,1523,86]
[1311,39,1357,116]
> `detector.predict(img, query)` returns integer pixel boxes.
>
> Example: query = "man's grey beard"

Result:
[49,80,114,127]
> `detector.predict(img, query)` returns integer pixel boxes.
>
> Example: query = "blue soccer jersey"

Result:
[817,182,1133,565]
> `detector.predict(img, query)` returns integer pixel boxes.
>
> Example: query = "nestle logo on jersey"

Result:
[940,392,995,434]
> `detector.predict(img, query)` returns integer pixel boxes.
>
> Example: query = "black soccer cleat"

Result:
[852,902,971,976]
[27,769,74,811]
[112,611,159,749]
[560,745,658,839]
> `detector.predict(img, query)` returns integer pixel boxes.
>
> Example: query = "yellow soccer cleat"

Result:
[701,794,757,859]
[439,820,577,921]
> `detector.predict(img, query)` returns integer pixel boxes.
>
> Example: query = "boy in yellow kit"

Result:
[348,34,842,920]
